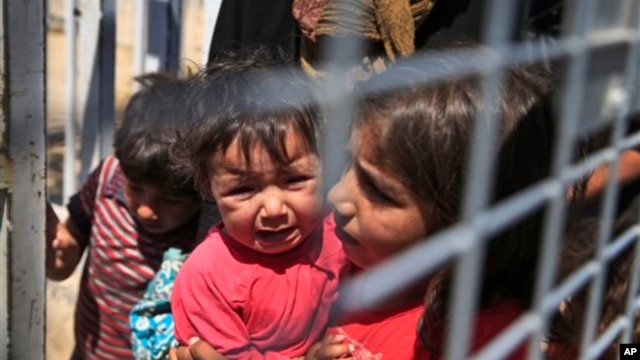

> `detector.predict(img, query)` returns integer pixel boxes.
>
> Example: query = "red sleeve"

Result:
[171,237,292,360]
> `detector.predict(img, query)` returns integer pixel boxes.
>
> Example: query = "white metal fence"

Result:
[1,0,640,359]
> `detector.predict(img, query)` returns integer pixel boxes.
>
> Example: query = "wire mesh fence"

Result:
[3,0,640,359]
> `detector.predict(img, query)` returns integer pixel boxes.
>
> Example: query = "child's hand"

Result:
[46,203,84,280]
[305,334,354,360]
[49,223,82,272]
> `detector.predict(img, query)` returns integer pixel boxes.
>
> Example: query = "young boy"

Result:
[46,73,203,359]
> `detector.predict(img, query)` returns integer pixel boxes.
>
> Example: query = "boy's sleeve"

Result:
[171,244,292,360]
[67,161,104,236]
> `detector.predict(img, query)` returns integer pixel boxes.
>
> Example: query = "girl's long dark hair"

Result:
[356,58,562,354]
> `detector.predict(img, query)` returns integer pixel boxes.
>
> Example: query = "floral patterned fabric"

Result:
[130,248,188,360]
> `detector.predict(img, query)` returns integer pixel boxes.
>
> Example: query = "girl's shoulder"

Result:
[471,299,526,358]
[476,298,523,323]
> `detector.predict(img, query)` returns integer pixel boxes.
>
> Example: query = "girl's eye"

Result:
[355,168,397,205]
[362,180,395,205]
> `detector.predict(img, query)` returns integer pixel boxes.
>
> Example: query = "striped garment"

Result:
[68,155,199,359]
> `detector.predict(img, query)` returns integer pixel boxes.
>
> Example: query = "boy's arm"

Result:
[46,201,88,281]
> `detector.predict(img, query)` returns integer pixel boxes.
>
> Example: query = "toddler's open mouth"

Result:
[256,227,296,243]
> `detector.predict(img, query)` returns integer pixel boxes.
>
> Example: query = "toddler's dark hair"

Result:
[172,47,323,199]
[114,73,198,197]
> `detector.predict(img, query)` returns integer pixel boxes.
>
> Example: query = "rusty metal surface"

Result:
[1,0,47,358]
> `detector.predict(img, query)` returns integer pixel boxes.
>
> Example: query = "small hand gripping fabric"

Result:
[130,247,188,360]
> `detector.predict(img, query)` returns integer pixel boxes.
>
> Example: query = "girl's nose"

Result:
[137,204,158,221]
[327,170,356,217]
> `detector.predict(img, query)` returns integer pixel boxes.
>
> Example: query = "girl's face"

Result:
[328,123,429,269]
[209,131,323,254]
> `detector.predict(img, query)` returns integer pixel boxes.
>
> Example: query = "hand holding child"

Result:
[168,338,227,360]
[304,334,353,360]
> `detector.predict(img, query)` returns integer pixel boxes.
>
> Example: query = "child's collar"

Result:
[103,164,126,203]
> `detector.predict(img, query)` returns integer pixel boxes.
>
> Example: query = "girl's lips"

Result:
[333,212,360,246]
[334,222,360,246]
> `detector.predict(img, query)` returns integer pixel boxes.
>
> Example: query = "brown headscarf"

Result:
[293,0,437,79]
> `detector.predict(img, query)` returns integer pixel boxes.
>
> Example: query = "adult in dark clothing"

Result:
[207,0,300,64]
[416,0,564,47]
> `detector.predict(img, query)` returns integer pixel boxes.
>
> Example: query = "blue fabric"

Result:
[131,247,187,360]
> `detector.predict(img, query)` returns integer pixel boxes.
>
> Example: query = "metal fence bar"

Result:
[15,0,640,358]
[0,0,7,353]
[586,317,627,359]
[201,0,223,65]
[0,192,7,356]
[623,238,640,343]
[619,0,640,346]
[319,7,366,196]
[77,0,116,185]
[580,0,638,356]
[135,0,183,76]
[63,0,78,203]
[527,0,597,358]
[0,0,47,358]
[446,56,502,360]
[98,0,116,158]
[134,0,148,80]
[446,0,521,357]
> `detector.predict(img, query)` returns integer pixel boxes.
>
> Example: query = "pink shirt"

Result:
[172,214,348,359]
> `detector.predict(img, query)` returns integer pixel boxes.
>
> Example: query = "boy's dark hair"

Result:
[355,52,561,352]
[114,73,199,197]
[172,48,323,199]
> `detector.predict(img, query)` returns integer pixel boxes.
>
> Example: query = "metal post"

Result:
[63,0,78,203]
[0,0,47,358]
[76,0,116,185]
[134,0,182,78]
[134,0,148,79]
[201,0,223,65]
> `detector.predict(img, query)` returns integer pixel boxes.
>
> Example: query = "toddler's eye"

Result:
[228,186,254,197]
[285,175,310,185]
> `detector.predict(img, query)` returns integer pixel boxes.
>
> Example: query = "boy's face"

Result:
[209,132,323,254]
[123,179,201,235]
